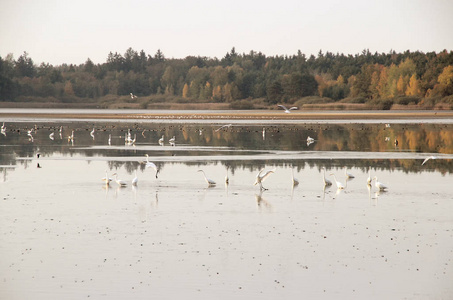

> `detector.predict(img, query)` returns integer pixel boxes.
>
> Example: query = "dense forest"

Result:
[0,48,452,110]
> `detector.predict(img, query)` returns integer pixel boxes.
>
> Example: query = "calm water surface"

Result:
[1,117,452,299]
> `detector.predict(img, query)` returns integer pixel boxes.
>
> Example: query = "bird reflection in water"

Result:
[255,190,272,211]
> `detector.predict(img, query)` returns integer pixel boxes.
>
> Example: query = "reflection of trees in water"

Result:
[1,121,453,174]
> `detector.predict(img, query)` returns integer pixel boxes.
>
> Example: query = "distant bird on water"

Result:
[278,105,298,113]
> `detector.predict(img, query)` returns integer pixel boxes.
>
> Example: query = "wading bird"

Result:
[330,174,345,190]
[344,166,355,179]
[278,105,298,113]
[322,167,332,186]
[145,154,160,178]
[198,170,216,186]
[254,168,275,191]
[112,173,127,187]
[367,167,372,186]
[102,171,112,186]
[130,93,138,99]
[372,176,388,191]
[132,171,138,186]
[158,135,164,145]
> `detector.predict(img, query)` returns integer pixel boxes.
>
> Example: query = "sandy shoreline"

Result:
[1,110,453,120]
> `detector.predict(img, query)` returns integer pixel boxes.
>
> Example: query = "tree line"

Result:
[0,48,452,108]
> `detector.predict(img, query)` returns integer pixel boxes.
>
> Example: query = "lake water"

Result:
[1,115,452,299]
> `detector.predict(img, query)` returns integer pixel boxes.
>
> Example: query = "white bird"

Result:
[132,171,138,186]
[278,105,298,113]
[127,134,136,145]
[307,136,315,146]
[373,176,388,191]
[49,132,55,140]
[215,124,232,132]
[130,93,137,99]
[101,171,112,186]
[421,155,437,165]
[1,122,6,136]
[112,173,127,187]
[108,134,111,145]
[158,135,164,145]
[322,167,332,186]
[344,167,355,179]
[67,130,74,142]
[169,136,175,146]
[198,170,216,186]
[254,168,275,190]
[262,128,266,140]
[291,167,299,186]
[145,154,159,178]
[90,128,95,139]
[330,174,345,190]
[367,167,372,186]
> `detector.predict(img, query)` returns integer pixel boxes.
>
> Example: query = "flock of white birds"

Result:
[0,121,440,192]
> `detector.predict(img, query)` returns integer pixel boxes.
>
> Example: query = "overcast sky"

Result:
[1,0,452,66]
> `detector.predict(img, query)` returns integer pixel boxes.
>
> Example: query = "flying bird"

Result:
[278,105,298,113]
[254,168,275,190]
[421,155,437,165]
[215,124,232,132]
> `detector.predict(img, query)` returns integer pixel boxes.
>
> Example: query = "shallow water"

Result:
[1,118,452,299]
